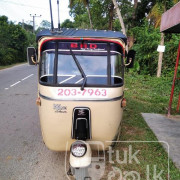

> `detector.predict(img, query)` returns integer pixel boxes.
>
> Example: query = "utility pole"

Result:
[30,14,42,33]
[22,19,24,29]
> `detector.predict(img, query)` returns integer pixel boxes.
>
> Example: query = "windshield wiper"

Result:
[69,49,87,91]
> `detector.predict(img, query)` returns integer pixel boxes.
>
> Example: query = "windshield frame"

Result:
[39,41,124,88]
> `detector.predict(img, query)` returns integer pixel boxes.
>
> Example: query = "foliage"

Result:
[0,15,35,66]
[40,20,51,29]
[61,19,75,28]
[36,20,51,34]
[69,0,133,30]
[69,1,89,28]
[163,33,180,76]
[114,0,134,30]
[26,31,36,47]
[69,0,108,29]
[148,0,178,28]
[148,2,164,28]
[69,0,93,28]
[129,18,180,76]
[18,22,33,32]
[133,0,156,27]
[129,20,161,75]
[128,61,140,73]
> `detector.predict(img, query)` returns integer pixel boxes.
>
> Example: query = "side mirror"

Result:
[27,47,37,65]
[125,50,136,68]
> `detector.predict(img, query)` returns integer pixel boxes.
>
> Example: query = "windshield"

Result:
[40,50,124,87]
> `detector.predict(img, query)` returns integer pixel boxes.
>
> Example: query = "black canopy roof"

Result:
[36,28,127,44]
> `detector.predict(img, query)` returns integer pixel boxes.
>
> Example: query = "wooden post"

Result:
[157,33,164,77]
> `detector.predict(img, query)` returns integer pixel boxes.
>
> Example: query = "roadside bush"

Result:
[129,20,161,75]
[163,33,180,76]
[129,19,180,76]
[0,15,33,66]
[0,49,5,65]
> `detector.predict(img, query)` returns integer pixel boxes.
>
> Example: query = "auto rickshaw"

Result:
[27,2,135,180]
[27,28,135,179]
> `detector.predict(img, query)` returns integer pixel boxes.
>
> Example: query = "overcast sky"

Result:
[0,0,73,28]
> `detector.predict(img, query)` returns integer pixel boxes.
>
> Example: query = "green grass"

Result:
[103,73,180,180]
[0,62,26,70]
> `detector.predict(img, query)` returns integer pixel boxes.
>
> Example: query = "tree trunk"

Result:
[133,0,138,19]
[86,3,93,29]
[157,33,164,77]
[108,3,114,30]
[132,0,138,27]
[111,0,126,36]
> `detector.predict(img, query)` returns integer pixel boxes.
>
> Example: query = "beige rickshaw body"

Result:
[37,36,126,151]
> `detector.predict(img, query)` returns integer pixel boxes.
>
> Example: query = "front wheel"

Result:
[74,167,89,180]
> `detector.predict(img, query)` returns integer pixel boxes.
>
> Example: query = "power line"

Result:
[0,0,47,10]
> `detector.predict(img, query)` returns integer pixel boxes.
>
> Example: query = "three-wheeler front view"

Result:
[27,1,135,179]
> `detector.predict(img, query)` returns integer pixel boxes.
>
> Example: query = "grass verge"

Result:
[103,73,180,179]
[0,62,26,70]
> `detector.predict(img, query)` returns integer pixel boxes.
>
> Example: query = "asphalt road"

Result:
[0,64,67,180]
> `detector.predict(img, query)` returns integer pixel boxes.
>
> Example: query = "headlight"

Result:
[71,141,87,157]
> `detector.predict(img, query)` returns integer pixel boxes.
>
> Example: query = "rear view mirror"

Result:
[125,50,136,68]
[27,47,37,65]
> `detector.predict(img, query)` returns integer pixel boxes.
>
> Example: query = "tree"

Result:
[61,19,74,28]
[108,2,114,30]
[69,0,107,29]
[0,15,8,24]
[69,0,93,29]
[40,20,51,29]
[18,22,33,32]
[130,20,161,75]
[148,2,164,77]
[0,16,34,65]
[36,20,51,34]
[111,0,126,36]
[148,0,178,77]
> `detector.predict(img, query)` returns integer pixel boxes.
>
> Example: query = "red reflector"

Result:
[121,98,126,107]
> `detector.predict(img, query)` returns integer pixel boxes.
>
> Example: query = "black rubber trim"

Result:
[39,92,124,102]
[107,43,111,85]
[39,40,124,87]
[39,81,124,88]
[53,42,58,84]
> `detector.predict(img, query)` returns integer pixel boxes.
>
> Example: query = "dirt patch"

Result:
[123,126,144,136]
[164,115,180,121]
